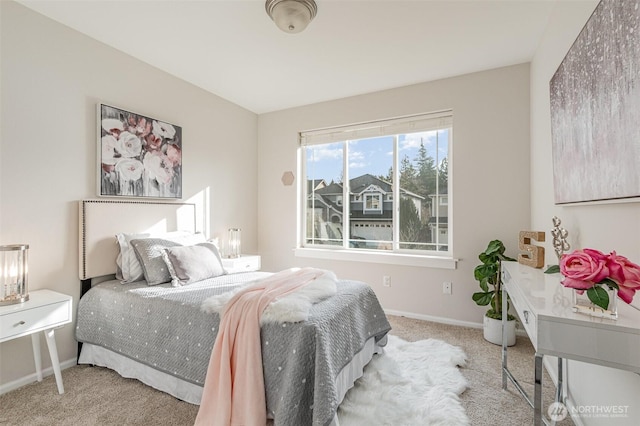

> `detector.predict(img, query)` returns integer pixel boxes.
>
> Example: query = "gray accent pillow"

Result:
[131,234,206,285]
[162,242,226,286]
[115,231,197,284]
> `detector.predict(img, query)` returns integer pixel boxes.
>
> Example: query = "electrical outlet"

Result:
[383,276,391,287]
[443,282,452,294]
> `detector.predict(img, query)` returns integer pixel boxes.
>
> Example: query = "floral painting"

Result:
[99,104,182,198]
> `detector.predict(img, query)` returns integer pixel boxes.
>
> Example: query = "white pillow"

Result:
[115,231,203,284]
[116,232,151,283]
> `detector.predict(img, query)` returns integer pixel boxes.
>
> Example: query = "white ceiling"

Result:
[17,0,559,114]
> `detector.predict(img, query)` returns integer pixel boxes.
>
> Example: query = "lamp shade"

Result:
[266,0,317,34]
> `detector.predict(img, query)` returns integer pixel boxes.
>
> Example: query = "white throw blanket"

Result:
[201,268,338,323]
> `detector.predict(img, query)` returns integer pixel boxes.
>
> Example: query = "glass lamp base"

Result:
[0,293,29,305]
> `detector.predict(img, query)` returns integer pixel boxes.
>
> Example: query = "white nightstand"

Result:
[0,289,72,394]
[222,255,261,274]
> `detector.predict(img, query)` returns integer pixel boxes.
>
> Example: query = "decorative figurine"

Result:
[551,216,570,260]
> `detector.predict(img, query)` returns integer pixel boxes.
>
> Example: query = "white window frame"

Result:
[296,110,457,269]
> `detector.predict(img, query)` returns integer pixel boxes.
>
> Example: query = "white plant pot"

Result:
[483,314,516,346]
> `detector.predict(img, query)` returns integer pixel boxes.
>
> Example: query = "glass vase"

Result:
[572,286,618,320]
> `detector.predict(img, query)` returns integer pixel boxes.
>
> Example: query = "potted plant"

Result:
[472,239,517,346]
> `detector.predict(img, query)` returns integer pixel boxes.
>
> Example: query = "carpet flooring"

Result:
[0,314,573,425]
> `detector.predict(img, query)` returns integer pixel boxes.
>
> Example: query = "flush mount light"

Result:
[265,0,318,34]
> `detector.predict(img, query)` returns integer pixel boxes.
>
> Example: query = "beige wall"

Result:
[0,1,258,386]
[258,63,531,325]
[531,1,639,424]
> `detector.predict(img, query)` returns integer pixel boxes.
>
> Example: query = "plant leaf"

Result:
[475,263,496,278]
[587,286,610,311]
[544,265,560,274]
[485,240,503,256]
[472,292,492,306]
[498,253,516,262]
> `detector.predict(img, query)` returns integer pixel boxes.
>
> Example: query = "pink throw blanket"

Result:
[194,267,326,426]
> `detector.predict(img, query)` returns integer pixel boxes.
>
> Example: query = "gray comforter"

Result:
[75,272,391,426]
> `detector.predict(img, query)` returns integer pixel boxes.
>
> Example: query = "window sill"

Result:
[294,248,457,269]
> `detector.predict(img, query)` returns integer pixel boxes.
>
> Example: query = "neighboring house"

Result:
[307,174,424,247]
[307,179,326,193]
[427,191,448,249]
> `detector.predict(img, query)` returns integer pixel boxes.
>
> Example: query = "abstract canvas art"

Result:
[98,104,182,199]
[550,0,640,204]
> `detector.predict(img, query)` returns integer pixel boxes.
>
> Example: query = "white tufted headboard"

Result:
[78,199,198,281]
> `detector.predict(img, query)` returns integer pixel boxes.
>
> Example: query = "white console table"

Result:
[501,261,640,425]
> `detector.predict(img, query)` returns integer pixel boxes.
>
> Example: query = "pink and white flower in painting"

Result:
[116,159,144,182]
[166,143,182,167]
[117,132,143,158]
[143,151,173,185]
[152,120,176,140]
[101,135,118,165]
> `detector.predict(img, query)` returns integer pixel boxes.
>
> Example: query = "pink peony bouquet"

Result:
[546,248,640,310]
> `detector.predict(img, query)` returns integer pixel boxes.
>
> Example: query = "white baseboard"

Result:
[384,308,529,336]
[0,358,77,395]
[384,309,483,329]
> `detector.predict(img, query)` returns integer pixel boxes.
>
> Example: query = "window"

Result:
[300,111,452,256]
[364,193,382,212]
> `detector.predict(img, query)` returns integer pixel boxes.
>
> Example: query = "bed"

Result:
[75,200,391,426]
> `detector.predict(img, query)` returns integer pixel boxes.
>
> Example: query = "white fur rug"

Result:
[337,335,470,426]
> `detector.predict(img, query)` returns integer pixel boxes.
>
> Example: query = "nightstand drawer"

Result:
[0,299,71,342]
[222,255,261,274]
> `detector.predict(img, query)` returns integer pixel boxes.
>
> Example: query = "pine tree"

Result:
[399,196,422,243]
[416,140,437,198]
[399,155,418,194]
[438,157,449,191]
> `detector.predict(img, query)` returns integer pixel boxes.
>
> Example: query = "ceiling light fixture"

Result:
[265,0,317,34]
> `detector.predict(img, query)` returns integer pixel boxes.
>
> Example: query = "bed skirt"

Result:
[79,334,386,421]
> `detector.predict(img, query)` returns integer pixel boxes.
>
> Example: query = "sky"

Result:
[305,129,449,183]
